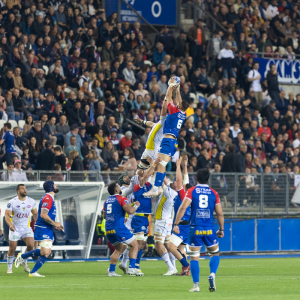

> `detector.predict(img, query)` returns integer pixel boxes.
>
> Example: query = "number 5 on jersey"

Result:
[107,204,112,214]
[199,195,208,208]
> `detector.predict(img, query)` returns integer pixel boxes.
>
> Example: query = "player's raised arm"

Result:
[175,87,183,111]
[215,201,224,238]
[123,201,140,215]
[135,117,155,128]
[175,156,183,190]
[161,97,168,117]
[139,157,162,187]
[5,207,15,232]
[165,84,176,105]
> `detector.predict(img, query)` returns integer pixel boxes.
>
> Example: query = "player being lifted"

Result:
[173,169,224,292]
[15,180,64,277]
[131,157,162,275]
[5,184,38,274]
[168,156,191,275]
[144,77,188,198]
[103,182,141,276]
[135,99,168,170]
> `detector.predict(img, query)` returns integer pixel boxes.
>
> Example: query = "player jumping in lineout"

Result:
[144,77,189,198]
[15,180,64,277]
[5,184,38,274]
[173,169,224,292]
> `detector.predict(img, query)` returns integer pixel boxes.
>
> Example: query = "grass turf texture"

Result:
[0,258,300,300]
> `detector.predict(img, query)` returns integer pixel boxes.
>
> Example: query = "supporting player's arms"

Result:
[161,98,168,117]
[135,117,155,128]
[173,197,191,234]
[215,203,224,238]
[41,208,64,231]
[139,157,162,186]
[5,209,15,231]
[123,201,140,214]
[175,87,182,109]
[175,156,183,190]
[165,85,176,105]
[31,207,38,222]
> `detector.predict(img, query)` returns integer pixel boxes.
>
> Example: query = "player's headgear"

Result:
[117,175,130,186]
[137,158,150,170]
[43,180,55,193]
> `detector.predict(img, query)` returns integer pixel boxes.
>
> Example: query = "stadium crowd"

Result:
[0,0,300,194]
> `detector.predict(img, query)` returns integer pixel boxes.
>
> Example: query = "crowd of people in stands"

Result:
[0,0,299,199]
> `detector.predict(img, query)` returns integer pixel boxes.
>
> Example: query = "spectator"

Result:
[108,151,120,171]
[221,144,242,172]
[119,131,133,151]
[217,41,236,79]
[11,160,28,181]
[54,146,66,171]
[267,64,280,102]
[102,141,115,163]
[70,150,84,171]
[119,147,137,172]
[122,62,136,86]
[35,141,55,171]
[64,124,83,149]
[153,42,166,65]
[65,136,83,160]
[247,61,262,106]
[68,101,89,127]
[87,149,101,180]
[0,122,16,166]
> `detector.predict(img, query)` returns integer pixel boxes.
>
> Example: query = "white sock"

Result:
[161,251,175,271]
[121,248,130,268]
[22,250,29,264]
[169,252,176,268]
[7,256,14,269]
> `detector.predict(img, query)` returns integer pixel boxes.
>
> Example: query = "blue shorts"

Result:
[34,226,54,241]
[188,226,218,248]
[159,138,178,157]
[106,227,134,246]
[173,224,189,245]
[131,215,149,234]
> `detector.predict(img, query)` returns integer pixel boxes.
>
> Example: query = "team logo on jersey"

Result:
[43,235,50,239]
[22,207,25,211]
[7,203,11,208]
[27,205,31,208]
[43,203,48,207]
[122,237,126,241]
[16,205,20,208]
[213,240,217,244]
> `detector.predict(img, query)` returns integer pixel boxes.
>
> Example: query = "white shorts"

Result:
[142,149,158,160]
[125,214,134,231]
[154,219,173,237]
[9,226,34,241]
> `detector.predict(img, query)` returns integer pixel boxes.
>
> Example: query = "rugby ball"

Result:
[168,76,180,88]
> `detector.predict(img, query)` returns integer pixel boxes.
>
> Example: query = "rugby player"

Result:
[173,169,224,292]
[15,180,64,277]
[132,157,162,275]
[135,99,168,170]
[5,184,38,274]
[103,182,141,276]
[153,176,178,275]
[117,175,138,274]
[144,78,188,198]
[168,156,191,275]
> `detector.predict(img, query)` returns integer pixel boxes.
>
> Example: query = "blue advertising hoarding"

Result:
[256,57,300,84]
[105,0,177,26]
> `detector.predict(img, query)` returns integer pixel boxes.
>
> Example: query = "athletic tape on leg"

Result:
[159,160,168,167]
[189,250,200,257]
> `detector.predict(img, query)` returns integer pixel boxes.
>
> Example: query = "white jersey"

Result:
[6,196,36,227]
[155,185,177,220]
[142,116,166,159]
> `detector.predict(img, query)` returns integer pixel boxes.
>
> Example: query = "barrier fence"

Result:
[1,170,299,216]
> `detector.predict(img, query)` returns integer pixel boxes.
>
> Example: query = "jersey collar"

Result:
[196,184,209,187]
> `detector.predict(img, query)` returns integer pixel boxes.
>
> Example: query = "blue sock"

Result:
[154,172,165,187]
[129,258,136,269]
[209,256,220,274]
[30,256,47,274]
[109,264,116,272]
[135,249,143,268]
[180,257,189,268]
[21,249,41,259]
[190,260,200,283]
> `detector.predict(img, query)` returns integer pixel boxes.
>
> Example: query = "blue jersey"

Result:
[173,188,191,223]
[186,184,220,227]
[133,182,152,214]
[1,131,16,154]
[163,102,186,138]
[104,195,128,230]
[35,193,56,230]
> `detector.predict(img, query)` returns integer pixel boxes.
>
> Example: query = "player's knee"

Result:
[208,246,219,256]
[189,250,200,258]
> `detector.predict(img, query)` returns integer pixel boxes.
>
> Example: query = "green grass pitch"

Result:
[0,258,300,300]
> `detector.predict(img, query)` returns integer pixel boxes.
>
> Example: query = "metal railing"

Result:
[1,170,298,216]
